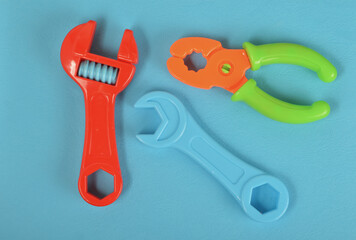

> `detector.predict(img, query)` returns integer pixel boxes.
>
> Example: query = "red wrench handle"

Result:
[78,89,122,206]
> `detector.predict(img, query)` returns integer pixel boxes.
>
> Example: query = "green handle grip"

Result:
[231,79,330,124]
[243,42,337,83]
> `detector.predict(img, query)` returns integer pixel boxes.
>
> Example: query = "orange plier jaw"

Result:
[167,37,251,93]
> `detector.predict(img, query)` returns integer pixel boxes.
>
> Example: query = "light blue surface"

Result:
[135,91,289,222]
[0,0,355,239]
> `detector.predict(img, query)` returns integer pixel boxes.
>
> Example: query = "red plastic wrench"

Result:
[60,21,138,206]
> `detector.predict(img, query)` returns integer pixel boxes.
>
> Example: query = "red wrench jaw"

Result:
[118,29,138,64]
[60,21,96,79]
[60,21,138,94]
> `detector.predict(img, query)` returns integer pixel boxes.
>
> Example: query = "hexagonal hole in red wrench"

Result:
[87,169,114,199]
[250,183,280,214]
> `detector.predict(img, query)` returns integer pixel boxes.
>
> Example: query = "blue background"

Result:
[1,0,355,239]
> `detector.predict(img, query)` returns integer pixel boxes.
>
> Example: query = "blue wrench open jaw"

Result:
[135,91,289,222]
[134,91,188,148]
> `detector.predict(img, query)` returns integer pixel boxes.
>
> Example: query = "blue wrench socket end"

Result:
[135,91,289,222]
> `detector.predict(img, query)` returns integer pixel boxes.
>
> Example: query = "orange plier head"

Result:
[167,37,251,93]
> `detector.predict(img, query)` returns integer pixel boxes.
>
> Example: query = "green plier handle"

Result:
[231,42,337,124]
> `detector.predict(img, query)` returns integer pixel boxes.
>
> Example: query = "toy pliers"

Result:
[167,37,337,124]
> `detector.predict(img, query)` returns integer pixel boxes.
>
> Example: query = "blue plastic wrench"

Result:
[135,91,289,222]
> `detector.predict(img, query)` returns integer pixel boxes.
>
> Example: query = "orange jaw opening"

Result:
[167,37,251,93]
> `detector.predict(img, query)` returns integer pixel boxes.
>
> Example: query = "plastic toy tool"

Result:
[167,38,337,124]
[135,91,289,222]
[60,20,138,206]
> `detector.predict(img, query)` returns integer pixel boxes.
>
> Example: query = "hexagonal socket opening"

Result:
[183,52,207,72]
[250,183,280,214]
[87,169,114,199]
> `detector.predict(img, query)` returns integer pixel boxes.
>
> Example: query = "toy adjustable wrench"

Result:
[167,37,337,124]
[61,21,138,206]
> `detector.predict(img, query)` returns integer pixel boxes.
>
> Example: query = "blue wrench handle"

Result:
[174,117,289,222]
